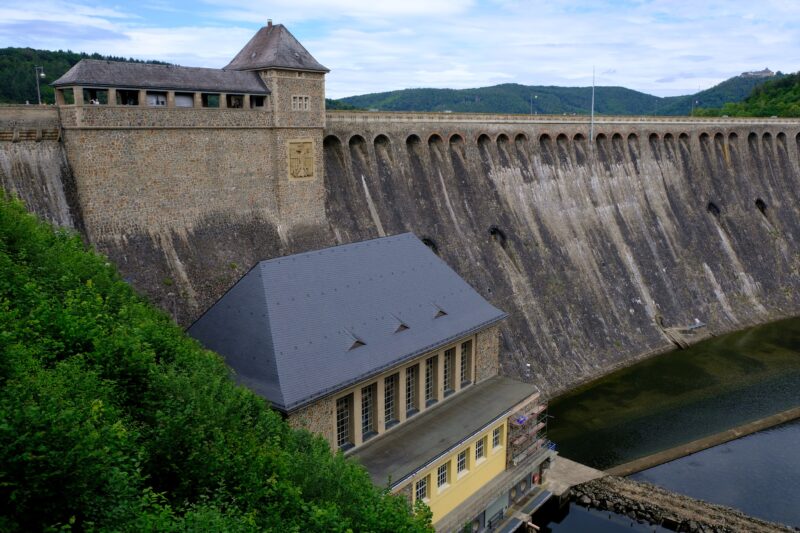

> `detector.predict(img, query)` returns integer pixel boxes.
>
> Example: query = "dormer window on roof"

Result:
[187,233,506,413]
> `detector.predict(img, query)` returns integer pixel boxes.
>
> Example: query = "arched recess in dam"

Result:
[5,109,800,396]
[322,119,800,395]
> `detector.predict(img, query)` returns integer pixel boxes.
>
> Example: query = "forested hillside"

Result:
[334,74,780,116]
[0,47,783,116]
[0,196,432,532]
[0,48,168,104]
[696,72,800,117]
[338,84,660,115]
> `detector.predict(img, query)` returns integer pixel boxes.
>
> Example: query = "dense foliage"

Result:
[0,196,432,532]
[0,48,168,105]
[696,72,800,117]
[325,98,361,110]
[333,75,778,116]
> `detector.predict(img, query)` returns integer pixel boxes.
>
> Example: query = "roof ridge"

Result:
[257,233,414,267]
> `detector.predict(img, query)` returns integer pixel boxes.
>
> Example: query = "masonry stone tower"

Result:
[226,21,329,234]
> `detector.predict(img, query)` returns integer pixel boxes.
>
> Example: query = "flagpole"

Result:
[590,66,595,155]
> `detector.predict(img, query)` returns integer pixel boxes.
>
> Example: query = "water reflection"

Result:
[631,420,800,527]
[548,316,800,470]
[530,499,669,533]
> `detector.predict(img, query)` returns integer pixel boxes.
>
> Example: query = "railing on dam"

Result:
[0,106,62,142]
[326,110,800,127]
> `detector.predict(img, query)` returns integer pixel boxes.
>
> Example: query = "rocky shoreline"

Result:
[570,476,795,533]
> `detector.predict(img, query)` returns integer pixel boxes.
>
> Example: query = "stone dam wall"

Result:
[323,113,800,393]
[1,107,799,396]
[0,107,78,229]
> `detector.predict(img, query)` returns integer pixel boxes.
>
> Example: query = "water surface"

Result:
[631,420,800,527]
[548,316,800,469]
[530,500,669,533]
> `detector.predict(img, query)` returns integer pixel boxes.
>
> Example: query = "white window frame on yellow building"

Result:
[475,435,486,463]
[332,334,478,451]
[407,419,511,522]
[436,461,450,492]
[492,425,504,450]
[415,475,429,502]
[456,448,469,478]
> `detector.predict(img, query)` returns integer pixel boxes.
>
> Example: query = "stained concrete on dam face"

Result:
[321,122,800,395]
[0,141,80,229]
[3,116,800,397]
[96,213,334,326]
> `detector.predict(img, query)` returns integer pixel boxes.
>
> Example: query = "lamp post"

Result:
[34,66,45,105]
[530,94,538,115]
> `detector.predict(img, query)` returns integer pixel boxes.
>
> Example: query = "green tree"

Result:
[0,195,432,531]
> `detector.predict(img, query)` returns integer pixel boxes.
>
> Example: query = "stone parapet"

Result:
[0,107,61,142]
[327,110,800,127]
[58,105,275,129]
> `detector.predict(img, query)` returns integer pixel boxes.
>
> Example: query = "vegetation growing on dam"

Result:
[696,72,800,117]
[0,196,432,532]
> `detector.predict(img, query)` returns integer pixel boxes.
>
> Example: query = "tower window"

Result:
[292,95,310,111]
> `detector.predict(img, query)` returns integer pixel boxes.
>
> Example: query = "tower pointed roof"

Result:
[225,22,329,73]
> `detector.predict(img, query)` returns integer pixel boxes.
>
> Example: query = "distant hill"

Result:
[696,72,800,117]
[335,73,782,116]
[0,48,169,105]
[0,48,782,116]
[325,98,360,110]
[337,84,660,115]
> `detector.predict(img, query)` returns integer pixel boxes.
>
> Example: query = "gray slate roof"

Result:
[225,23,329,73]
[52,59,269,94]
[187,233,506,412]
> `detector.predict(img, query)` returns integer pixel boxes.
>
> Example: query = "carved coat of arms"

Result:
[288,141,314,179]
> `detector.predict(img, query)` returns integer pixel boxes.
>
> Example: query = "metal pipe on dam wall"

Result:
[1,106,799,396]
[323,113,800,395]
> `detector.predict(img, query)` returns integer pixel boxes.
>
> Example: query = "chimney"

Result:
[267,19,272,28]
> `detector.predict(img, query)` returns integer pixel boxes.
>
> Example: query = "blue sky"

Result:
[1,0,799,99]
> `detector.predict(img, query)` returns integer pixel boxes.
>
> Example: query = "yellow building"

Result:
[189,233,555,531]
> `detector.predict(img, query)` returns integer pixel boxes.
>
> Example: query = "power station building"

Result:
[188,233,554,531]
[53,23,555,531]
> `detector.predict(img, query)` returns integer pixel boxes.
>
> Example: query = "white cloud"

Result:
[1,0,799,98]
